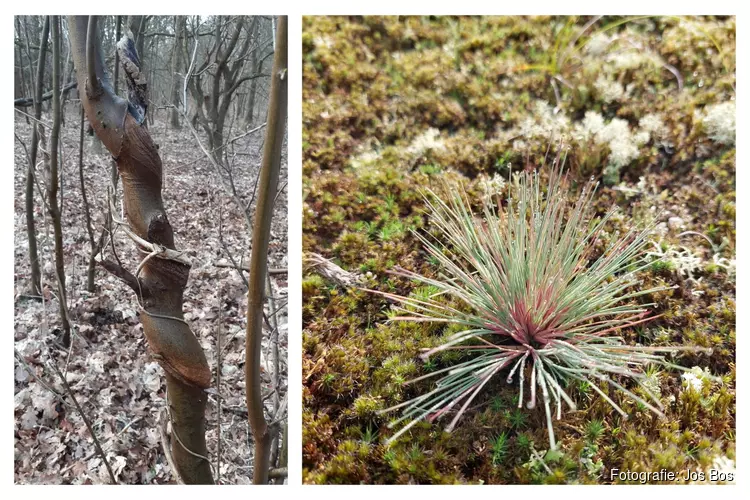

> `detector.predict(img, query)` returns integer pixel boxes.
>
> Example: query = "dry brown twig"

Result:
[304,252,363,288]
[60,416,142,474]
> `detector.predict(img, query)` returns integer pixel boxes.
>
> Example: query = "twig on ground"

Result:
[304,252,363,288]
[47,353,117,484]
[14,349,68,405]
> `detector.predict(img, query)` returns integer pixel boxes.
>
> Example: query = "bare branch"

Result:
[14,81,77,107]
[98,259,145,296]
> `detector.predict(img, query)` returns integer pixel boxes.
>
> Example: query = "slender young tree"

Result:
[243,18,274,127]
[15,18,30,124]
[242,18,260,126]
[245,15,287,485]
[127,16,146,63]
[78,106,97,292]
[170,16,185,128]
[47,15,71,346]
[68,16,213,484]
[25,16,49,296]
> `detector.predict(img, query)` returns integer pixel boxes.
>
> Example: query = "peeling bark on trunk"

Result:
[245,15,287,485]
[68,16,213,484]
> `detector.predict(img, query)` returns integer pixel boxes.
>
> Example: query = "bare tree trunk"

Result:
[170,16,185,128]
[22,17,39,97]
[14,51,22,98]
[25,16,49,296]
[48,16,71,347]
[113,16,121,95]
[15,18,30,124]
[245,15,287,485]
[111,15,121,190]
[78,106,97,292]
[68,16,213,484]
[147,34,158,126]
[127,16,146,65]
[243,18,260,126]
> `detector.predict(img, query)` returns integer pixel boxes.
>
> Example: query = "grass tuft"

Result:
[371,151,712,449]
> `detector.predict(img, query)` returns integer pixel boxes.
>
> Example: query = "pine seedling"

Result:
[371,151,711,449]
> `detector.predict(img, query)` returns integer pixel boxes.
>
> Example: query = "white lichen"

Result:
[585,32,614,55]
[350,149,380,169]
[647,242,703,280]
[573,111,606,142]
[594,75,625,103]
[517,100,571,142]
[639,113,667,138]
[406,128,446,155]
[597,118,649,168]
[480,172,507,204]
[607,50,661,70]
[681,371,704,392]
[712,253,736,278]
[701,101,736,145]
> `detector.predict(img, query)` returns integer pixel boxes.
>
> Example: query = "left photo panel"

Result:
[13,15,288,484]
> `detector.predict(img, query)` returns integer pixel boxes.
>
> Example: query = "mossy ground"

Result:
[302,16,735,484]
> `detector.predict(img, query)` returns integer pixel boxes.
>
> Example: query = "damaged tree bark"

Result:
[68,16,213,484]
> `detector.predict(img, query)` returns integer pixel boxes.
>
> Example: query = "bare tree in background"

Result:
[243,18,274,126]
[23,17,49,296]
[170,15,186,128]
[15,18,30,124]
[187,16,268,163]
[46,15,71,346]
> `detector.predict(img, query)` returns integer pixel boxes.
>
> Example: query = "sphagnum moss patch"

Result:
[303,15,735,484]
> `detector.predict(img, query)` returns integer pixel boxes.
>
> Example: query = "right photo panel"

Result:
[301,16,736,484]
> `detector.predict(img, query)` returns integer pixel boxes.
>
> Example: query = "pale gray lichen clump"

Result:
[701,101,736,145]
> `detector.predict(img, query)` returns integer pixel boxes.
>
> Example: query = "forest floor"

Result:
[302,16,735,484]
[13,106,288,484]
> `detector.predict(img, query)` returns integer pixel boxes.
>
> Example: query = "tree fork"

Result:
[68,16,213,484]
